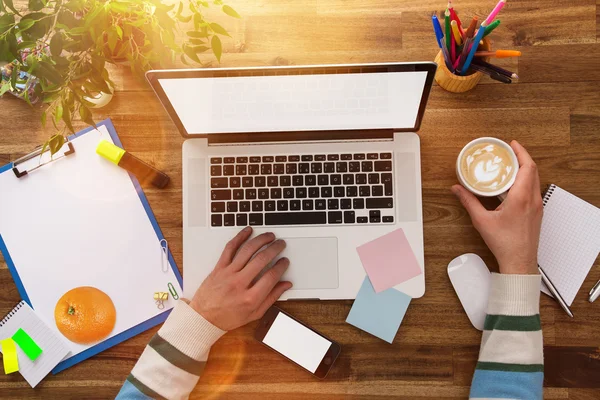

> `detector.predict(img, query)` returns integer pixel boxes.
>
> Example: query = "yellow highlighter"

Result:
[96,141,170,188]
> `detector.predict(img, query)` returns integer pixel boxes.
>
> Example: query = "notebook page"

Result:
[538,185,600,305]
[0,302,70,387]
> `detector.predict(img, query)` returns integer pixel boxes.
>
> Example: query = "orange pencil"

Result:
[475,50,522,58]
[465,16,478,39]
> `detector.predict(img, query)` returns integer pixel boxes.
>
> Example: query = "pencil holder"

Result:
[434,38,491,93]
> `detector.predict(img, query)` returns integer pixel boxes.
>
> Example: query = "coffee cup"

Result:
[456,137,519,198]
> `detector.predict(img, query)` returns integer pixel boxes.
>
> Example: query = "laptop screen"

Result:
[148,64,435,136]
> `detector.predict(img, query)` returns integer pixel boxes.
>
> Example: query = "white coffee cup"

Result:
[456,137,519,198]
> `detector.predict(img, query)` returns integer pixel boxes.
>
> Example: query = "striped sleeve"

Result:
[116,300,226,400]
[470,273,544,400]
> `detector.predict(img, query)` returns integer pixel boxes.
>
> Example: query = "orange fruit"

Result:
[54,287,116,344]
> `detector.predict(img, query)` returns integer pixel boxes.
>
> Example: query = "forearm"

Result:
[470,273,544,400]
[116,300,225,400]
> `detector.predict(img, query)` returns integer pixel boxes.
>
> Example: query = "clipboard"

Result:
[0,119,183,374]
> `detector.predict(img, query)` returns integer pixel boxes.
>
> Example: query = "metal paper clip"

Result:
[160,239,169,273]
[168,282,179,300]
[154,292,169,309]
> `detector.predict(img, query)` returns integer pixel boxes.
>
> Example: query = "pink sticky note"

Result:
[356,228,422,293]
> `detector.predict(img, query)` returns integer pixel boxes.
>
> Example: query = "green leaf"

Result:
[62,103,74,133]
[78,104,95,127]
[187,30,209,38]
[7,33,18,60]
[209,22,230,37]
[40,140,49,159]
[211,35,222,62]
[17,40,35,50]
[0,81,11,96]
[0,14,15,34]
[4,0,20,15]
[180,53,189,66]
[20,13,52,40]
[115,25,123,40]
[175,1,183,16]
[182,44,200,63]
[109,2,130,13]
[41,109,47,127]
[176,14,192,23]
[35,61,63,85]
[10,64,17,88]
[28,0,44,11]
[54,103,63,125]
[222,5,240,18]
[191,45,210,53]
[48,134,65,155]
[189,38,206,45]
[18,18,35,31]
[49,32,63,56]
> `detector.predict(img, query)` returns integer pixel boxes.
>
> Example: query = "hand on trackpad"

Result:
[269,237,339,290]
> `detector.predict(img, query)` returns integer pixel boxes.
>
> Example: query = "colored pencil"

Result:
[432,15,445,48]
[439,38,453,70]
[465,16,478,38]
[448,2,464,38]
[460,20,487,75]
[475,50,522,58]
[456,37,471,72]
[472,59,519,79]
[482,19,501,37]
[484,0,507,26]
[451,20,463,45]
[445,9,451,52]
[451,30,456,63]
[470,63,512,83]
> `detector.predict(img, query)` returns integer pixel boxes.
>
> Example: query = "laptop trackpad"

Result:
[276,237,339,290]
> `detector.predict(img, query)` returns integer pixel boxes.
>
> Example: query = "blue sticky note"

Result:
[346,276,412,343]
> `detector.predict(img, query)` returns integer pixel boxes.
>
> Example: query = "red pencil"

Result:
[448,5,464,37]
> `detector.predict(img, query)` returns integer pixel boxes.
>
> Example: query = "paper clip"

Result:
[154,292,169,309]
[168,282,179,300]
[160,239,169,273]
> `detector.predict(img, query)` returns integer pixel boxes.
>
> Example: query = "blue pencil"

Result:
[460,21,487,75]
[432,15,445,48]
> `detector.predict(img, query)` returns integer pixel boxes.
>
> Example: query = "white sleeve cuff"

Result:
[158,300,226,361]
[486,273,542,317]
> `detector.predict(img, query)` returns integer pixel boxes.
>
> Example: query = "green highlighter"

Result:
[12,328,43,361]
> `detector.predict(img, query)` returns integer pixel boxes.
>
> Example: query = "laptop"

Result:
[146,62,436,300]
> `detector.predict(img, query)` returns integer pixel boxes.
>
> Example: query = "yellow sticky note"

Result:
[1,338,19,374]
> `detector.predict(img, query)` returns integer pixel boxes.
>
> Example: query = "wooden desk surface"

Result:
[1,0,600,398]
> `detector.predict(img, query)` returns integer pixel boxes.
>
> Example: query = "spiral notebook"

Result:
[539,185,600,305]
[0,301,70,387]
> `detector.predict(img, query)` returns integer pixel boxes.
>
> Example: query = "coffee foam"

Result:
[460,142,515,193]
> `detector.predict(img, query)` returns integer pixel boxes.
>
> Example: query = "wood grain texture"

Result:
[1,0,600,398]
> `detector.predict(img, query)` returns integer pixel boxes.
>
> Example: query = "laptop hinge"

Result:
[206,128,396,146]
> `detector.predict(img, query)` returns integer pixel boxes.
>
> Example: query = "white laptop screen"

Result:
[150,64,434,136]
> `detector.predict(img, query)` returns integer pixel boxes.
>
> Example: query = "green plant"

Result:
[0,0,239,152]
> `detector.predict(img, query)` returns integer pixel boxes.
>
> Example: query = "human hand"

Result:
[452,140,543,275]
[189,227,292,331]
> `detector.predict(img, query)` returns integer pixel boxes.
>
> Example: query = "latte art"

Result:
[460,143,515,193]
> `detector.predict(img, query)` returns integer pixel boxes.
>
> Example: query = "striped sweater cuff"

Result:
[158,300,226,361]
[487,273,541,316]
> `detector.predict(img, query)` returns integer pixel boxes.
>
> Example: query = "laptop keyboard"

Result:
[209,153,395,227]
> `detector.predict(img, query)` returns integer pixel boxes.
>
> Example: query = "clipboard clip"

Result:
[12,142,75,178]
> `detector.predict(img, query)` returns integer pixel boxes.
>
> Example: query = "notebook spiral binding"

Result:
[542,184,556,207]
[0,301,24,327]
